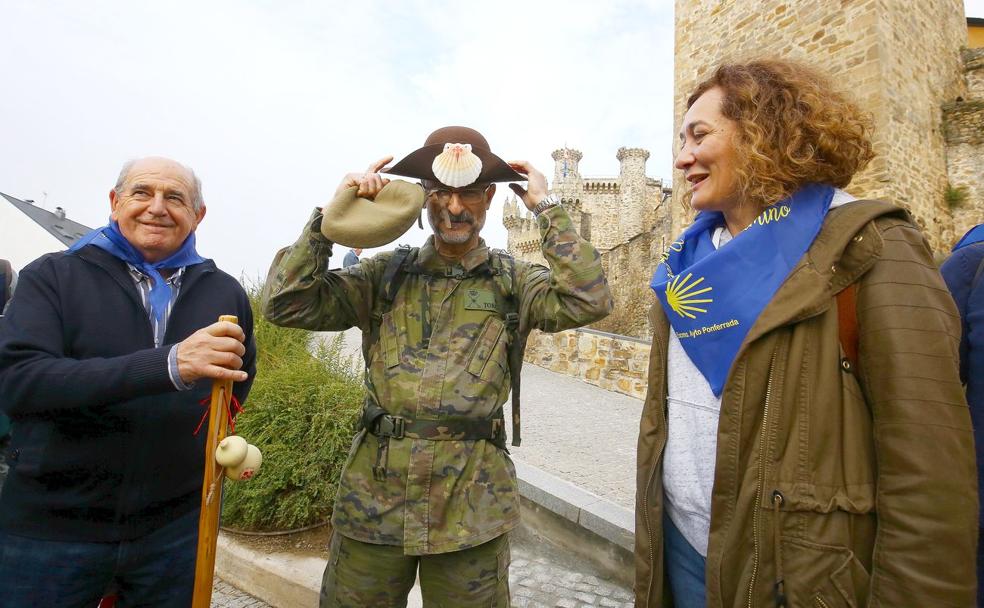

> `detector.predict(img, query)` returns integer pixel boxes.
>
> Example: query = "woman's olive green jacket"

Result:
[635,201,978,607]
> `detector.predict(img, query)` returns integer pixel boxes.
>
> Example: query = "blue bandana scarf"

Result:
[651,183,834,396]
[952,224,984,252]
[69,221,205,326]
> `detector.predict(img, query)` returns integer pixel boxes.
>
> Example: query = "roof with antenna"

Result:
[1,192,91,245]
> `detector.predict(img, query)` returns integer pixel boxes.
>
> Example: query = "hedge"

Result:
[220,285,364,531]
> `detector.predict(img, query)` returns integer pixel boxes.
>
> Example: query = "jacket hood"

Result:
[743,199,909,349]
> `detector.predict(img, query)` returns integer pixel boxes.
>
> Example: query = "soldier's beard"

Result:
[429,208,484,245]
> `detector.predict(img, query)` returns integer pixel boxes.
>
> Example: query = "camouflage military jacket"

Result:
[262,205,612,554]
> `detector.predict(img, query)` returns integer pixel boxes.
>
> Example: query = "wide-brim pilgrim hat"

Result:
[386,126,525,186]
[320,126,524,249]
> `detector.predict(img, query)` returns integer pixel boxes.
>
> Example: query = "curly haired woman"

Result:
[635,58,977,607]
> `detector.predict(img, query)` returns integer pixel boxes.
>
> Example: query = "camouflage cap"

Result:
[321,180,426,248]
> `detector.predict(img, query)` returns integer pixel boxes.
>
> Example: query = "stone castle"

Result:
[672,0,983,251]
[499,3,983,396]
[504,2,983,340]
[503,148,671,337]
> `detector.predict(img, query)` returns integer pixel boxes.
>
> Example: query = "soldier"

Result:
[262,126,613,607]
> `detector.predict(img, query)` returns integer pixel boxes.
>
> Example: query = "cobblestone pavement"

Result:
[212,578,271,607]
[326,328,642,510]
[510,531,635,608]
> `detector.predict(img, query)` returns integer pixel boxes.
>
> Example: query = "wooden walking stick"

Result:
[191,314,239,608]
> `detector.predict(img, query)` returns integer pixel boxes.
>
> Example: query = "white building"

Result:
[1,192,91,271]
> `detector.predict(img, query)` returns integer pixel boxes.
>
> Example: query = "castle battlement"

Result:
[504,145,670,258]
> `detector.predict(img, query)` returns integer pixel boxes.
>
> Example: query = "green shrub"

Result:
[221,284,364,531]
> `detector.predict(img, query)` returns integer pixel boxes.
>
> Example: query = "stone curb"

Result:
[214,459,632,606]
[215,533,324,607]
[215,533,424,607]
[513,458,635,552]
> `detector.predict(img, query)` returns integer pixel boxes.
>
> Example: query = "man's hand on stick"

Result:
[176,320,248,384]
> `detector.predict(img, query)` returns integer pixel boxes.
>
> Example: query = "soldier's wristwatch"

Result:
[532,193,560,216]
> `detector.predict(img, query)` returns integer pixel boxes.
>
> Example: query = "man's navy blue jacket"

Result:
[942,241,984,529]
[0,245,256,542]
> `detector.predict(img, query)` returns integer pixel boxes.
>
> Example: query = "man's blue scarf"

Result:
[650,183,834,396]
[952,224,984,252]
[68,222,205,326]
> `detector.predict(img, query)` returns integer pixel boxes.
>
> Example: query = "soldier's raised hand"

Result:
[334,156,393,200]
[506,160,549,211]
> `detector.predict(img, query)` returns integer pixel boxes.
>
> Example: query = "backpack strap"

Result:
[360,246,418,480]
[836,283,860,373]
[489,251,528,447]
[362,246,416,363]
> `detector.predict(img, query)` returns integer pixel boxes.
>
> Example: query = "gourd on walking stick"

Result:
[191,315,262,607]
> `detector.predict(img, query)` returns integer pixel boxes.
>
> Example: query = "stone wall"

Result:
[945,47,984,241]
[673,0,971,251]
[524,327,651,400]
[591,232,661,338]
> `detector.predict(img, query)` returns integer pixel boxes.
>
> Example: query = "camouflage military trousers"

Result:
[320,531,511,608]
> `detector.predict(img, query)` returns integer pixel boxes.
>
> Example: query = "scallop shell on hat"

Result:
[431,143,483,188]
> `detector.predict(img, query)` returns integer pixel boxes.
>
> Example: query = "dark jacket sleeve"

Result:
[858,221,978,606]
[0,257,175,416]
[233,287,257,406]
[941,243,984,532]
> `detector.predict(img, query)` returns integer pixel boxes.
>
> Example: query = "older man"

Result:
[263,126,613,607]
[0,157,256,606]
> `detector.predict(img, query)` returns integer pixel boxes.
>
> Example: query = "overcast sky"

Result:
[1,1,981,278]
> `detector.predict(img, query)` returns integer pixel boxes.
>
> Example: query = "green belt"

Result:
[369,414,504,442]
[362,404,506,480]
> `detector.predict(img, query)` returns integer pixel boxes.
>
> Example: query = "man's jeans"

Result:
[0,507,198,608]
[664,511,707,608]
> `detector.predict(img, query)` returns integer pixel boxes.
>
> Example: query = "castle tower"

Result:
[616,147,650,240]
[502,195,547,266]
[550,147,586,239]
[551,148,584,200]
[673,0,969,250]
[552,148,582,184]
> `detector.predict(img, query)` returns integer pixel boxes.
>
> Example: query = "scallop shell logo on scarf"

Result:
[432,143,483,188]
[665,272,713,319]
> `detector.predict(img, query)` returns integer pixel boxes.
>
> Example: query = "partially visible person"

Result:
[0,258,12,443]
[0,157,256,607]
[342,247,363,268]
[942,222,984,608]
[0,258,14,316]
[635,59,977,606]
